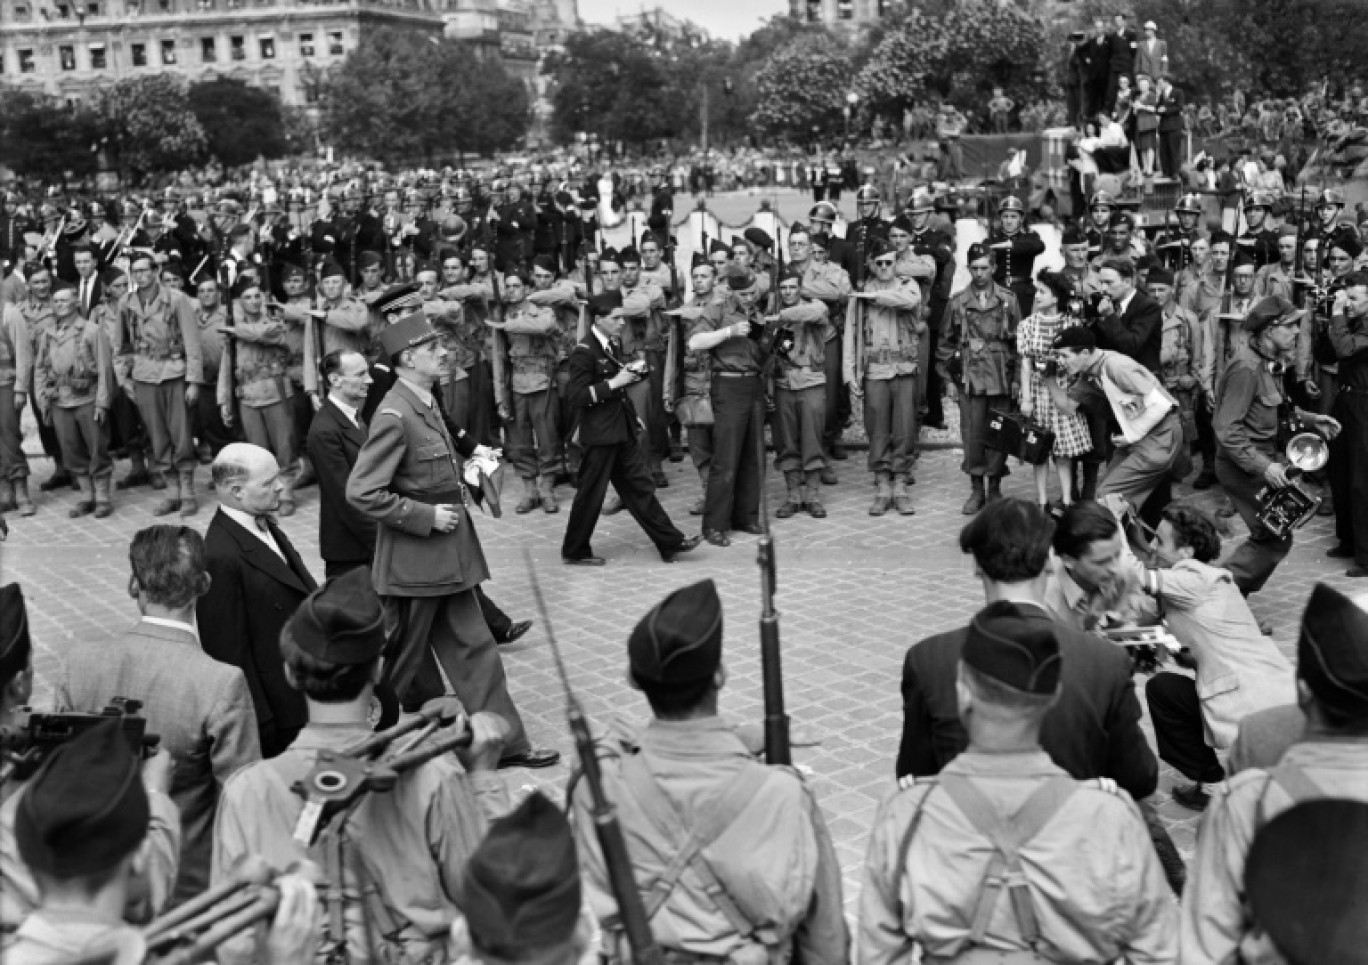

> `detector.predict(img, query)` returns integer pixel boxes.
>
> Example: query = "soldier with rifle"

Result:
[1154,193,1206,273]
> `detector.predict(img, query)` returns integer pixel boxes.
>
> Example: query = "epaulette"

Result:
[897,774,939,791]
[377,407,403,420]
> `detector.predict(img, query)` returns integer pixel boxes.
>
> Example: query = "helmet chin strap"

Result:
[1249,331,1287,375]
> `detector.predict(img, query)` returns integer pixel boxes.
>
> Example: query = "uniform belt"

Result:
[394,488,464,506]
[714,370,759,378]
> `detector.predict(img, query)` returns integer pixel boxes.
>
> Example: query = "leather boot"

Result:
[118,448,151,490]
[69,475,95,518]
[869,471,894,516]
[14,478,34,517]
[515,477,539,514]
[0,478,14,513]
[961,476,986,515]
[805,470,827,518]
[39,465,72,492]
[776,471,804,518]
[987,476,1003,503]
[277,470,297,518]
[893,474,916,515]
[93,474,113,518]
[689,469,706,516]
[538,474,559,513]
[152,471,181,516]
[179,469,198,517]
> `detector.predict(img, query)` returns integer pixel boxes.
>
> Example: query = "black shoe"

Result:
[498,747,561,769]
[1348,566,1368,578]
[661,533,702,562]
[668,443,685,463]
[703,529,730,547]
[830,446,849,461]
[1192,471,1216,491]
[497,619,533,645]
[1328,544,1356,559]
[737,522,764,535]
[1171,782,1212,811]
[39,469,72,492]
[653,470,669,488]
[562,555,606,566]
[116,468,151,491]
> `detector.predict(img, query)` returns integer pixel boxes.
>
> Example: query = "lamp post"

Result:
[844,90,860,142]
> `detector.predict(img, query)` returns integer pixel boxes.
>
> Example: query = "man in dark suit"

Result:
[1093,256,1163,372]
[1086,18,1112,119]
[1156,76,1186,179]
[1106,12,1138,111]
[197,442,317,758]
[72,244,104,318]
[561,291,700,566]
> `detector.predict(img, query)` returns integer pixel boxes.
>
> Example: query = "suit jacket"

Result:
[1157,86,1186,133]
[566,332,640,447]
[307,397,375,566]
[1135,37,1167,80]
[75,273,104,318]
[198,509,317,754]
[346,378,486,597]
[1095,289,1163,373]
[54,619,261,900]
[896,607,1158,801]
[1108,28,1137,74]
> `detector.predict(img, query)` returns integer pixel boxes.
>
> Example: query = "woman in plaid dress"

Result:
[1018,270,1092,511]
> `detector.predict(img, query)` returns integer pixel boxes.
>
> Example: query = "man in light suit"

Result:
[55,524,260,902]
[1135,21,1168,81]
[197,442,317,758]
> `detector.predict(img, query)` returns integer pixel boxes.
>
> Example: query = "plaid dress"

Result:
[1017,312,1093,458]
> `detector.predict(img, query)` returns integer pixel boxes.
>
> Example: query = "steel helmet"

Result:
[1317,188,1345,208]
[808,201,838,222]
[1173,193,1203,214]
[856,185,881,204]
[1244,191,1274,210]
[998,195,1024,213]
[1089,190,1116,209]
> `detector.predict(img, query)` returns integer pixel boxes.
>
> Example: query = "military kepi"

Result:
[377,312,440,359]
[287,565,386,666]
[1297,583,1368,719]
[16,717,149,878]
[629,578,723,685]
[964,601,1062,694]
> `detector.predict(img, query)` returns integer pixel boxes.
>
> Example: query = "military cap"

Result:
[1147,266,1176,286]
[287,566,385,667]
[788,221,810,239]
[628,579,723,686]
[377,311,439,359]
[1052,325,1097,352]
[870,238,895,260]
[1089,190,1116,209]
[1061,224,1087,246]
[998,195,1024,214]
[599,246,621,266]
[281,263,306,281]
[963,601,1062,695]
[722,260,757,290]
[1297,583,1368,719]
[50,278,75,294]
[1143,19,1157,29]
[808,201,838,222]
[708,238,731,256]
[100,267,127,286]
[358,250,383,270]
[1109,210,1136,229]
[1317,188,1346,208]
[639,230,660,248]
[373,283,424,327]
[1230,248,1258,271]
[618,246,641,266]
[1174,193,1203,214]
[1331,236,1363,260]
[0,583,30,675]
[1209,229,1235,247]
[1246,800,1368,965]
[531,254,557,275]
[1243,295,1301,333]
[1245,191,1274,210]
[743,227,773,251]
[906,188,935,213]
[229,274,259,300]
[413,261,438,278]
[855,185,881,204]
[890,214,914,235]
[574,241,594,259]
[690,251,708,270]
[17,717,149,878]
[588,290,623,318]
[554,191,574,207]
[779,266,804,285]
[456,792,581,958]
[1278,224,1301,238]
[319,259,346,280]
[966,241,992,264]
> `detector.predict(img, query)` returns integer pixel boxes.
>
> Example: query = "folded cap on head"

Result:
[358,250,383,270]
[319,259,346,280]
[599,246,620,267]
[690,251,707,270]
[1147,266,1175,286]
[617,246,641,266]
[1052,326,1097,352]
[628,579,723,685]
[963,601,1062,695]
[722,261,756,291]
[1298,583,1368,720]
[708,238,731,256]
[1061,225,1087,246]
[287,566,385,667]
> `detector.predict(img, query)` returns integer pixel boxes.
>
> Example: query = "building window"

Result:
[836,0,853,17]
[229,35,244,59]
[299,32,314,57]
[158,0,171,10]
[13,4,30,19]
[327,30,343,55]
[55,3,70,17]
[201,36,216,61]
[18,48,35,72]
[259,36,275,58]
[59,44,76,69]
[89,43,106,68]
[131,41,147,65]
[65,95,81,110]
[87,1,100,14]
[877,0,890,13]
[805,0,821,21]
[161,38,177,63]
[197,0,213,8]
[125,0,139,13]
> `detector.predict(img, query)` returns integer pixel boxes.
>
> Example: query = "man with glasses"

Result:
[114,252,204,516]
[940,243,1019,514]
[846,239,924,516]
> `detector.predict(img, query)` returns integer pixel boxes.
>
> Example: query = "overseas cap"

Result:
[722,261,757,291]
[1298,583,1368,719]
[963,601,1062,694]
[358,250,383,270]
[617,246,641,266]
[708,238,731,256]
[628,579,723,685]
[286,566,386,667]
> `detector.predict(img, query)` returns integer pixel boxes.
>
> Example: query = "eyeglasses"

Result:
[874,258,895,267]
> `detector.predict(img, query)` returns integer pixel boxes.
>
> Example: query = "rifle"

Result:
[521,549,664,965]
[485,222,512,421]
[220,257,238,428]
[754,419,790,766]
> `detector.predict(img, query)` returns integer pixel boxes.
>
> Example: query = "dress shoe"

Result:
[668,441,685,463]
[1328,544,1355,559]
[1191,471,1216,491]
[660,533,703,562]
[497,620,533,645]
[652,470,669,488]
[1171,782,1212,811]
[562,555,606,566]
[820,466,838,486]
[1348,566,1368,578]
[737,522,764,535]
[498,747,561,769]
[830,445,849,461]
[703,529,730,547]
[39,469,72,492]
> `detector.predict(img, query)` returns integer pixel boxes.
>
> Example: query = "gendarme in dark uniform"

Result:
[986,196,1046,316]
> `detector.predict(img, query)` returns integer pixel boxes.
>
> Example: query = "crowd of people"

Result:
[1,75,1368,960]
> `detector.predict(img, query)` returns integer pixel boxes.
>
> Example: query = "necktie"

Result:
[80,279,89,313]
[254,516,271,534]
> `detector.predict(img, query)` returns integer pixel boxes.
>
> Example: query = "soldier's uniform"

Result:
[617,258,670,485]
[794,245,852,478]
[1328,292,1368,575]
[426,277,494,442]
[301,265,371,396]
[526,277,583,478]
[33,301,114,517]
[190,295,236,461]
[493,295,562,513]
[907,196,956,428]
[986,199,1046,315]
[648,174,673,241]
[772,285,833,520]
[113,277,204,515]
[17,286,67,491]
[1156,275,1204,479]
[1154,194,1206,273]
[670,280,728,515]
[0,302,31,514]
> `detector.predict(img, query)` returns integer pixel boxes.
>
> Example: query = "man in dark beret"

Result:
[1182,582,1368,962]
[214,565,508,964]
[865,599,1175,962]
[570,579,847,963]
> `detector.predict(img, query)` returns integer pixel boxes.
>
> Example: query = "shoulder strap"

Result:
[938,774,1078,950]
[619,753,776,940]
[890,778,939,917]
[1257,762,1326,827]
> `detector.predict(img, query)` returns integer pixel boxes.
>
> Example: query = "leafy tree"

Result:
[852,8,946,119]
[0,87,101,183]
[750,33,853,141]
[545,30,674,148]
[188,77,287,167]
[94,75,208,178]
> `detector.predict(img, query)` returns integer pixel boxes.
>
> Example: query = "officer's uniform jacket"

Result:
[434,281,495,375]
[0,302,30,392]
[639,263,677,304]
[845,274,924,384]
[1213,346,1287,478]
[218,310,293,410]
[940,282,1020,395]
[987,229,1046,287]
[17,298,54,367]
[797,258,853,334]
[302,295,370,393]
[859,750,1176,965]
[774,298,833,391]
[33,315,113,417]
[114,283,203,388]
[346,377,487,597]
[668,287,728,412]
[1154,227,1202,272]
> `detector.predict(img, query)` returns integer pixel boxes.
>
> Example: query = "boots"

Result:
[962,476,986,515]
[689,470,706,516]
[69,475,96,518]
[515,477,539,514]
[93,474,113,518]
[295,456,317,489]
[117,450,151,490]
[0,478,14,513]
[40,465,72,492]
[776,471,804,518]
[14,479,34,517]
[987,476,1003,503]
[152,471,181,516]
[1079,462,1100,501]
[538,474,559,513]
[277,470,297,518]
[869,471,894,516]
[179,469,198,517]
[893,474,916,515]
[805,470,827,518]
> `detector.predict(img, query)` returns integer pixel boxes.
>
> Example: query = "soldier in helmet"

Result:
[1307,188,1358,271]
[647,166,673,242]
[843,186,891,287]
[805,201,854,273]
[986,196,1046,315]
[905,188,956,430]
[1236,192,1279,269]
[1083,191,1116,260]
[1154,193,1206,273]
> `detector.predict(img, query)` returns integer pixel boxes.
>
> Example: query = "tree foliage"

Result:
[750,33,853,140]
[188,77,288,167]
[0,87,101,183]
[318,28,529,162]
[95,75,208,178]
[546,30,675,147]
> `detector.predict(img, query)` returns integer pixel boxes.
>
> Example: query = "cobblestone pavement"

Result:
[0,434,1356,916]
